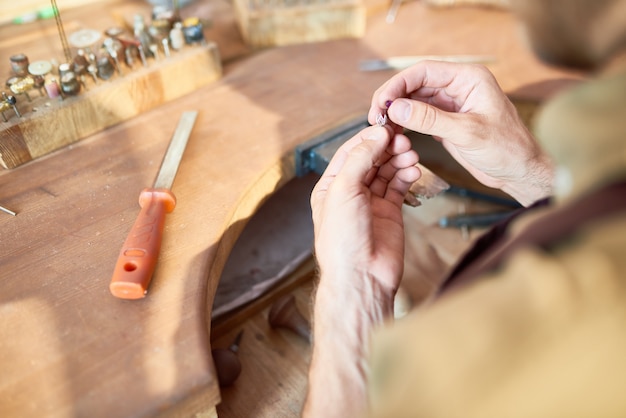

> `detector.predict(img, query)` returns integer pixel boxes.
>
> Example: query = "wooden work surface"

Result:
[0,1,580,417]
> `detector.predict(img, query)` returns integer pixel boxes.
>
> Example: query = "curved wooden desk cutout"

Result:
[0,1,581,416]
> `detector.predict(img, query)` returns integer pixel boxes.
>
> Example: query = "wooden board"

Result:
[0,0,107,25]
[233,0,366,47]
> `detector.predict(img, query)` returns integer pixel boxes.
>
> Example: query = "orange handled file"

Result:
[109,189,176,299]
[109,111,197,299]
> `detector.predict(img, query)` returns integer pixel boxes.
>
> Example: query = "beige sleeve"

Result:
[368,217,626,418]
[423,0,510,8]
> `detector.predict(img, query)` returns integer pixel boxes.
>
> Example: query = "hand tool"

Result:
[1,92,21,122]
[0,204,17,216]
[438,210,516,228]
[109,110,197,299]
[445,185,522,208]
[386,0,403,23]
[359,55,495,71]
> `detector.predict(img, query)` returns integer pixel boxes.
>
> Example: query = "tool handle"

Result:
[109,188,176,299]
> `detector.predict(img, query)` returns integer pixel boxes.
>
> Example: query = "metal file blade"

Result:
[153,111,198,189]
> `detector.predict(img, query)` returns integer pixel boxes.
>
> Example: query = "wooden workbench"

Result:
[0,1,581,416]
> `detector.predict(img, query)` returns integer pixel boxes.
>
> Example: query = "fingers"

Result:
[385,99,472,140]
[368,61,457,123]
[369,138,419,200]
[372,164,421,207]
[334,129,394,191]
[369,62,494,116]
[367,62,501,136]
[311,126,419,211]
[311,125,392,212]
[322,125,392,181]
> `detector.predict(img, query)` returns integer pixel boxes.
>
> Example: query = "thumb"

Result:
[311,126,390,214]
[387,98,469,141]
[335,127,391,188]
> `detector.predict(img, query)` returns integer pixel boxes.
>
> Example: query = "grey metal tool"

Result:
[295,114,450,206]
[0,204,17,216]
[359,55,495,72]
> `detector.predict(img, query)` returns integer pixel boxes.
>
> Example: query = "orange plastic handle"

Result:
[109,188,176,299]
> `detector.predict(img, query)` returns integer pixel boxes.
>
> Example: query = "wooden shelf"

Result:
[0,42,222,169]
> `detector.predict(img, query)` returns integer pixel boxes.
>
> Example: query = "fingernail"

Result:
[366,127,387,141]
[390,100,410,122]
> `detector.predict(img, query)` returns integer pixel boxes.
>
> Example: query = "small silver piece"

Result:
[87,64,99,83]
[375,112,387,127]
[0,204,17,216]
[162,38,171,58]
[149,44,160,61]
[108,51,123,76]
[386,0,402,23]
[138,45,148,67]
[104,37,124,75]
[125,48,135,67]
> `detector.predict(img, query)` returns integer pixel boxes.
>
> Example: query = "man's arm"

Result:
[303,125,419,417]
[304,272,393,417]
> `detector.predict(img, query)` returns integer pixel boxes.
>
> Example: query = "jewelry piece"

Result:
[376,112,387,126]
[376,100,393,126]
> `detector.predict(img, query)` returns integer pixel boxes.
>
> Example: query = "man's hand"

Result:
[369,61,554,206]
[304,125,419,417]
[311,124,419,295]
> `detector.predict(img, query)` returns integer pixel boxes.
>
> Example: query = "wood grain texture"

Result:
[213,281,315,418]
[0,1,582,417]
[233,0,366,47]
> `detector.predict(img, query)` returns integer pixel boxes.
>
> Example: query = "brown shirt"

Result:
[369,72,626,418]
